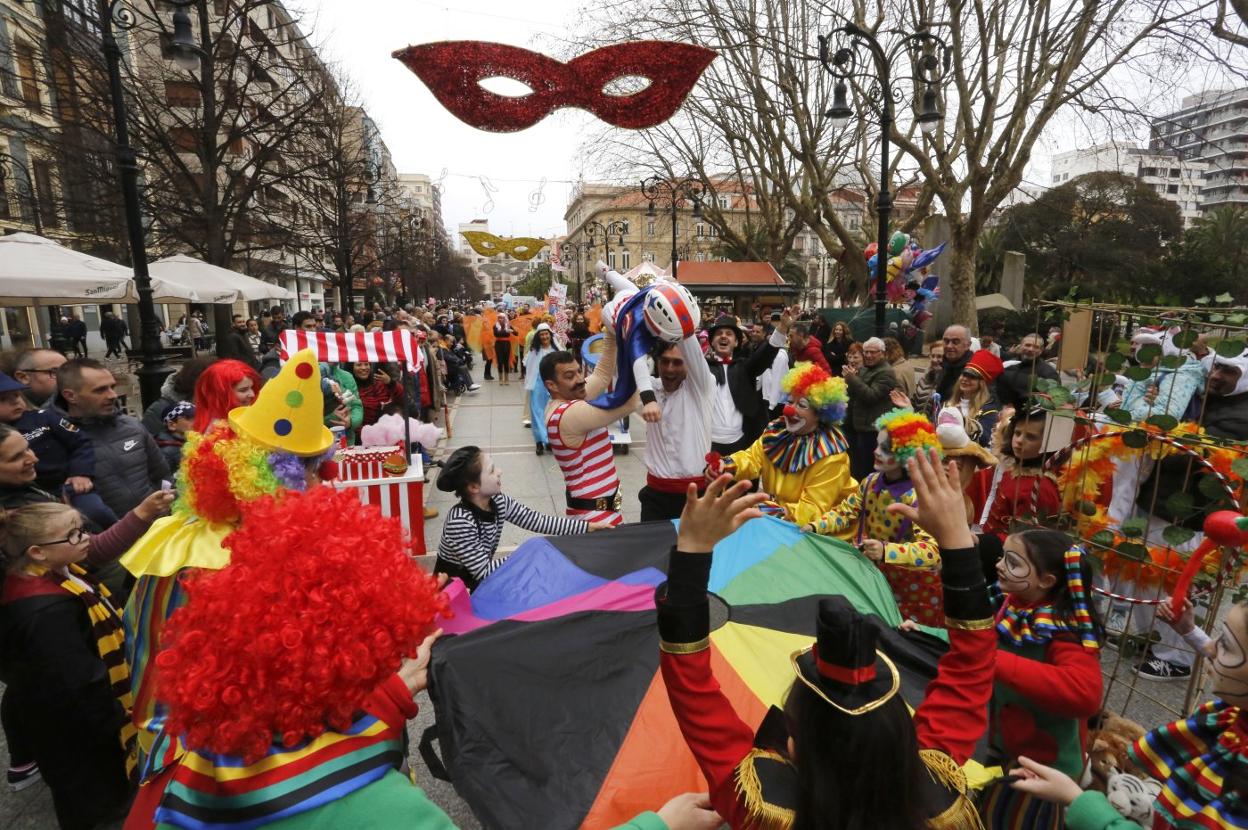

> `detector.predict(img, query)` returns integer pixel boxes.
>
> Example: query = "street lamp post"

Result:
[819,22,949,337]
[583,218,626,298]
[641,176,704,281]
[99,0,202,408]
[558,240,586,304]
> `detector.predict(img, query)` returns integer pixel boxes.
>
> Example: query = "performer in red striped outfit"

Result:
[541,327,635,526]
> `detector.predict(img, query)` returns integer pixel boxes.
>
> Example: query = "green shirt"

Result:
[1065,789,1142,830]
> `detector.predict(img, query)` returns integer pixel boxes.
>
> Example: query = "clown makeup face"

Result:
[996,534,1058,603]
[873,429,903,479]
[475,454,503,497]
[782,397,819,435]
[1207,604,1248,707]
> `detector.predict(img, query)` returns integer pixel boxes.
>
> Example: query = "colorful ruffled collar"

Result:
[759,420,848,473]
[992,591,1101,651]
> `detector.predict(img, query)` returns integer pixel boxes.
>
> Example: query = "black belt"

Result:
[566,490,622,512]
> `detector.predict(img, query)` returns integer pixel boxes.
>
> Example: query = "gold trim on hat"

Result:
[660,637,710,655]
[789,648,900,716]
[944,617,996,631]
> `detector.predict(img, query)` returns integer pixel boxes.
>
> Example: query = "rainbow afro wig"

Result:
[874,408,941,466]
[174,421,332,525]
[156,487,449,763]
[781,362,849,425]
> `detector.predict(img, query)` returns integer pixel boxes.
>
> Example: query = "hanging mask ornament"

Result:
[461,231,548,261]
[393,41,718,132]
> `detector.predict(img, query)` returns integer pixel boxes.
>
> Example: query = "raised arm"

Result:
[584,327,619,402]
[500,494,590,536]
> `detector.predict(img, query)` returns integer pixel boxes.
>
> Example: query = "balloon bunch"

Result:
[865,231,945,313]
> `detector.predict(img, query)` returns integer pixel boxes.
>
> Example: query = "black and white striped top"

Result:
[435,494,588,590]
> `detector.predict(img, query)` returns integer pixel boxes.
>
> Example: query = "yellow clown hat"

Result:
[228,349,333,456]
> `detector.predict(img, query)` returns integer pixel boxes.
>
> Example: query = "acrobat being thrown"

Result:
[593,261,701,419]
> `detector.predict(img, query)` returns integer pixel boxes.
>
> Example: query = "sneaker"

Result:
[522,419,531,427]
[1135,656,1192,681]
[8,763,40,792]
[423,505,439,520]
[468,384,481,392]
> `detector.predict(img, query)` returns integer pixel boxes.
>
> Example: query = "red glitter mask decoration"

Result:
[461,231,547,261]
[393,40,717,132]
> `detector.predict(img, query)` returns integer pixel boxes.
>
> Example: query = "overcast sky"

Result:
[289,0,1245,239]
[289,0,590,244]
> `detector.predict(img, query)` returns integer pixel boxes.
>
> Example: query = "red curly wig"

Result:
[193,359,263,432]
[155,487,449,763]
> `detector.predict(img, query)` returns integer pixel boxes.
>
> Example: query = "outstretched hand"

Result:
[889,389,912,409]
[676,474,768,553]
[655,793,722,830]
[885,448,974,551]
[1008,756,1084,807]
[398,628,444,697]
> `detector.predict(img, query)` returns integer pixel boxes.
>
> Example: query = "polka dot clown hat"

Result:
[228,349,333,457]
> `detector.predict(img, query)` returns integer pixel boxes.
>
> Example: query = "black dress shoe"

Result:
[535,442,544,456]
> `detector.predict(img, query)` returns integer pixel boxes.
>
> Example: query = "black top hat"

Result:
[791,596,900,715]
[706,315,744,342]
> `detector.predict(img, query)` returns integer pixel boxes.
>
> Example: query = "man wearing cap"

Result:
[541,328,634,526]
[1132,347,1248,681]
[705,312,791,455]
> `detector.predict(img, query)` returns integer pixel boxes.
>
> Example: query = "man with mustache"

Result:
[541,327,635,526]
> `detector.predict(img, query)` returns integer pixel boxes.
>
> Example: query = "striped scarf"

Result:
[991,587,1100,651]
[1130,700,1248,829]
[759,421,849,474]
[23,562,138,780]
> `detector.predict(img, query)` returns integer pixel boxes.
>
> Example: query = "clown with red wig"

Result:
[807,408,947,626]
[124,487,454,829]
[119,350,338,777]
[706,361,856,528]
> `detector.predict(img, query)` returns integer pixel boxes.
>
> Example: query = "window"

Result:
[169,127,198,151]
[849,216,859,231]
[695,251,705,262]
[695,221,705,237]
[718,195,729,209]
[32,160,59,229]
[646,220,655,235]
[14,42,42,112]
[621,250,631,270]
[794,236,805,251]
[1170,168,1181,177]
[643,251,655,262]
[165,81,201,107]
[608,251,616,269]
[1168,183,1179,193]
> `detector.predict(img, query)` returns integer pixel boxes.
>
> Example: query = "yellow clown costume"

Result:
[119,350,335,777]
[721,362,856,528]
[811,408,946,626]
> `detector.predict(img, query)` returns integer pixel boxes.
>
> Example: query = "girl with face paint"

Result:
[805,408,946,626]
[1007,600,1248,830]
[433,446,612,591]
[979,529,1104,829]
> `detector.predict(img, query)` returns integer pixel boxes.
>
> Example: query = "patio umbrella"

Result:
[149,254,291,303]
[0,232,135,304]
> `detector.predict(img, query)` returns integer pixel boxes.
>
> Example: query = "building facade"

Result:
[1051,141,1207,227]
[1150,88,1248,213]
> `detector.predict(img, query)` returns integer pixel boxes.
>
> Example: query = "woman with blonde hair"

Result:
[946,350,1003,448]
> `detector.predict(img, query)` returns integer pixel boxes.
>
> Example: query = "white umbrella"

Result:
[0,232,135,304]
[149,254,292,303]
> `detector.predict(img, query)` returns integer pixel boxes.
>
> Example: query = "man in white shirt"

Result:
[754,323,790,419]
[639,335,715,521]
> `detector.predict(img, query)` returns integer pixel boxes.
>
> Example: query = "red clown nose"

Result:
[783,404,797,418]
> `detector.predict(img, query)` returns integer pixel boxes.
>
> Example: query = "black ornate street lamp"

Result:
[558,240,587,303]
[642,176,704,281]
[583,218,627,299]
[99,0,202,408]
[819,21,949,337]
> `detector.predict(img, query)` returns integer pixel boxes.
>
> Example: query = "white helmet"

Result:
[643,282,701,342]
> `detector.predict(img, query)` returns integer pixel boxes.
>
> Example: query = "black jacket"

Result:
[15,408,95,493]
[217,327,261,370]
[996,358,1059,410]
[70,413,169,517]
[935,350,973,403]
[707,336,780,446]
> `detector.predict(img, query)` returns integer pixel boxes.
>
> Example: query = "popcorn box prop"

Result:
[337,442,405,482]
[332,461,427,554]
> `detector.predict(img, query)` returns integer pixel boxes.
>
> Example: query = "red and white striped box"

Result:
[336,443,404,482]
[332,463,427,553]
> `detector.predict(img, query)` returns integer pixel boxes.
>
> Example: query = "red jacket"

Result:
[791,338,832,375]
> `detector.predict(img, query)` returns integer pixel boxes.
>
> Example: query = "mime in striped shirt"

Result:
[434,446,612,591]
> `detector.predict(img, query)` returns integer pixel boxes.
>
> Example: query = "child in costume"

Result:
[123,486,456,830]
[434,445,612,591]
[662,451,997,829]
[1009,597,1248,830]
[978,529,1104,829]
[120,350,337,777]
[971,405,1070,539]
[0,492,172,829]
[709,362,857,528]
[805,408,945,626]
[522,323,562,454]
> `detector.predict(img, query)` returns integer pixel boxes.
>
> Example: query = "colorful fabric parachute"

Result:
[424,519,976,829]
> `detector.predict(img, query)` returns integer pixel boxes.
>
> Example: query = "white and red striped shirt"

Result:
[547,400,623,526]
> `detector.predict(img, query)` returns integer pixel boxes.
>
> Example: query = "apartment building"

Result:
[1051,141,1207,227]
[1150,88,1248,212]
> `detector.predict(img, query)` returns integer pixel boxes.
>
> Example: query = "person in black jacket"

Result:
[996,332,1059,410]
[216,314,261,371]
[704,313,790,455]
[100,312,128,359]
[935,325,974,403]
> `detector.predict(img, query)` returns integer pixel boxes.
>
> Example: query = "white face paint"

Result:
[477,454,503,496]
[873,430,902,477]
[784,397,819,435]
[1208,606,1248,707]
